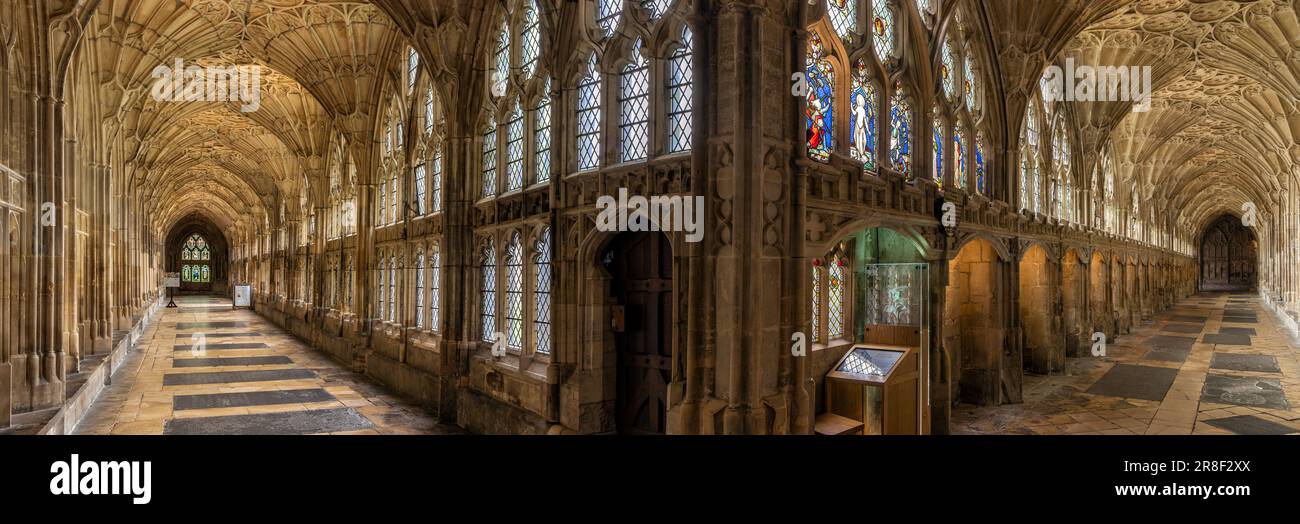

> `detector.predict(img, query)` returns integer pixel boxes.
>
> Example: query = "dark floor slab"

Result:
[172,342,270,351]
[1147,335,1196,350]
[1170,315,1207,324]
[1160,323,1202,334]
[1201,374,1290,410]
[1210,353,1281,373]
[1222,317,1258,324]
[1142,347,1190,363]
[175,321,249,329]
[1203,415,1298,435]
[1219,327,1257,336]
[1203,333,1252,346]
[1085,364,1179,402]
[178,307,235,313]
[174,332,263,339]
[172,356,293,368]
[173,388,334,411]
[162,368,316,386]
[163,407,373,435]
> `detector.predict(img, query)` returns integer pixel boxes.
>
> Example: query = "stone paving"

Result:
[953,293,1300,435]
[74,295,465,435]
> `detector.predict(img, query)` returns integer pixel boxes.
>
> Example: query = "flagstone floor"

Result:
[952,292,1300,435]
[74,295,465,435]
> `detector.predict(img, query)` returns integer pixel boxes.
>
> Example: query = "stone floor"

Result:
[953,292,1300,435]
[74,295,465,435]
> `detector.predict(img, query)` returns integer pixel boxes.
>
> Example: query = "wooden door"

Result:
[607,233,673,435]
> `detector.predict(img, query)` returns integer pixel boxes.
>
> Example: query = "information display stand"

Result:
[163,272,180,308]
[821,344,920,435]
[232,284,252,310]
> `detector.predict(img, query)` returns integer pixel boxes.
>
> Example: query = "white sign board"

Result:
[163,272,181,288]
[233,285,252,308]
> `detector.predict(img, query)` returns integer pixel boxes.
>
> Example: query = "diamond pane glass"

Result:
[388,255,396,322]
[597,0,622,37]
[505,233,524,350]
[577,55,602,170]
[432,148,443,212]
[481,241,497,342]
[828,259,846,339]
[493,21,510,97]
[506,102,525,191]
[535,78,552,182]
[667,29,694,154]
[534,229,552,355]
[827,0,857,43]
[620,39,650,162]
[872,1,895,61]
[646,0,673,20]
[415,253,425,328]
[414,162,427,215]
[811,264,821,341]
[482,120,498,197]
[521,1,540,79]
[430,249,441,329]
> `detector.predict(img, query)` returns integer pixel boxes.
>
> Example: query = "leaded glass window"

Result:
[493,20,510,97]
[667,28,694,154]
[534,228,552,355]
[407,47,420,94]
[389,171,398,223]
[889,82,912,179]
[535,78,553,183]
[964,48,978,113]
[482,119,498,197]
[828,256,846,340]
[850,60,877,171]
[521,0,540,79]
[954,127,967,189]
[181,234,210,260]
[414,161,427,215]
[646,0,673,20]
[828,0,857,43]
[415,253,425,328]
[481,240,497,342]
[388,254,397,322]
[431,146,443,213]
[620,39,650,162]
[872,0,896,61]
[940,39,956,101]
[805,33,834,163]
[576,54,602,171]
[811,263,822,341]
[597,0,622,37]
[429,247,441,330]
[1022,105,1039,212]
[506,101,525,191]
[425,88,436,135]
[975,134,987,195]
[504,232,524,350]
[377,258,386,321]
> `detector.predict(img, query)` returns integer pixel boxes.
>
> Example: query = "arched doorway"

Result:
[603,231,673,435]
[1018,243,1061,374]
[1089,252,1109,339]
[179,233,213,293]
[1061,249,1085,357]
[945,237,1008,406]
[1199,215,1257,291]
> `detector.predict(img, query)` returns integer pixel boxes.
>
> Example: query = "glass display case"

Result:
[824,344,919,435]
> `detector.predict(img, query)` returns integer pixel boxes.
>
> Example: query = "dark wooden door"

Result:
[607,233,673,435]
[1200,215,1256,290]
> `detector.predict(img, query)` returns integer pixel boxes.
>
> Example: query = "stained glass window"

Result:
[620,38,650,162]
[932,112,943,187]
[940,39,956,101]
[667,28,694,154]
[414,161,427,215]
[415,253,425,328]
[534,228,552,355]
[521,0,540,79]
[975,134,987,195]
[493,20,510,97]
[429,247,441,330]
[964,48,978,113]
[827,0,857,43]
[504,233,524,350]
[576,54,602,171]
[889,82,913,179]
[181,234,210,261]
[849,60,877,171]
[811,263,821,342]
[482,118,498,197]
[597,0,622,37]
[506,101,525,191]
[407,47,420,94]
[535,78,553,182]
[481,240,497,342]
[805,34,834,163]
[872,0,895,61]
[828,257,846,340]
[862,264,920,325]
[954,127,967,189]
[431,146,443,213]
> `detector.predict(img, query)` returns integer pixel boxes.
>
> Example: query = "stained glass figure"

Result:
[975,134,987,195]
[805,34,834,163]
[889,82,912,179]
[954,127,967,189]
[849,60,877,171]
[932,113,943,187]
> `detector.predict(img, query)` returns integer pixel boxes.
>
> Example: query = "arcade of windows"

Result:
[314,0,694,358]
